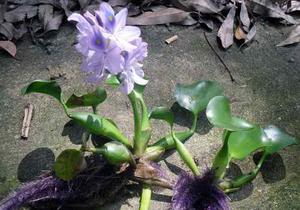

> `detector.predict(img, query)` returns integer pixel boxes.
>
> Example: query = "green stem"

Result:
[149,114,197,151]
[219,152,268,191]
[213,130,231,179]
[62,102,70,117]
[139,185,152,210]
[128,92,142,152]
[128,91,151,155]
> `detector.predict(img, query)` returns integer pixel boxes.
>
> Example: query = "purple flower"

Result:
[68,2,147,93]
[96,3,141,51]
[172,170,230,210]
[119,38,148,94]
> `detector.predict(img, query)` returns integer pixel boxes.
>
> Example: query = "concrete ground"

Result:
[0,21,299,210]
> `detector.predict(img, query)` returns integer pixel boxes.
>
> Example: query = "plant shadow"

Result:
[170,102,213,135]
[225,162,254,201]
[17,147,55,182]
[253,152,286,183]
[62,120,85,145]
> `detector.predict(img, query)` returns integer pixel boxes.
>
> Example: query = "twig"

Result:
[203,32,235,82]
[21,103,34,139]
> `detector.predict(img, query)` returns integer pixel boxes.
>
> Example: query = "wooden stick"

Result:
[165,35,178,45]
[21,103,34,139]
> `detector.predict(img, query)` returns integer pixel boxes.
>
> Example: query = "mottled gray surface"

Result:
[0,22,299,210]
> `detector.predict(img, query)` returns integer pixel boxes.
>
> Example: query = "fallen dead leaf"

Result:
[189,0,227,14]
[0,22,15,40]
[277,25,300,46]
[286,0,300,13]
[0,40,17,57]
[240,0,250,31]
[250,0,298,25]
[4,5,38,23]
[244,24,256,44]
[235,25,246,40]
[127,8,189,25]
[218,6,236,48]
[45,12,63,32]
[78,0,91,9]
[109,0,129,7]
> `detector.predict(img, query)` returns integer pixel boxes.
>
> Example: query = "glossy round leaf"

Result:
[174,80,223,116]
[21,80,62,102]
[103,141,133,165]
[227,126,268,160]
[54,149,83,181]
[66,87,107,108]
[149,107,174,127]
[264,125,298,154]
[206,96,254,131]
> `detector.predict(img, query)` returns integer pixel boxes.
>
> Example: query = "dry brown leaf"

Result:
[250,0,298,25]
[0,40,17,57]
[109,0,129,7]
[286,0,300,13]
[127,8,189,25]
[59,0,72,17]
[199,16,214,30]
[0,4,6,23]
[0,22,15,40]
[189,0,227,14]
[45,12,63,32]
[244,24,256,44]
[79,0,91,9]
[14,23,28,39]
[178,14,198,26]
[218,6,236,48]
[277,25,300,46]
[7,0,61,8]
[4,5,38,23]
[240,0,250,31]
[235,25,246,40]
[38,5,63,33]
[39,4,54,27]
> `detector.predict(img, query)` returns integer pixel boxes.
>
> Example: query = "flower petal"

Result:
[120,72,134,94]
[98,2,116,32]
[114,8,128,32]
[116,26,141,42]
[132,72,148,85]
[68,13,92,35]
[105,46,122,74]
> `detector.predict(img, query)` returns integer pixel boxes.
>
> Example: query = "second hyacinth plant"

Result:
[0,3,298,210]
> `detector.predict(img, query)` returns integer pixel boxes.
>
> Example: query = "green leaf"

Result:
[151,130,193,150]
[206,96,254,131]
[54,149,84,181]
[175,80,223,116]
[70,112,131,148]
[149,107,174,127]
[227,126,267,160]
[21,80,62,102]
[264,125,298,154]
[92,141,134,165]
[105,75,120,88]
[66,87,107,108]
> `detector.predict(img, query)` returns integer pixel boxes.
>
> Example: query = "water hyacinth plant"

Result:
[0,2,298,210]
